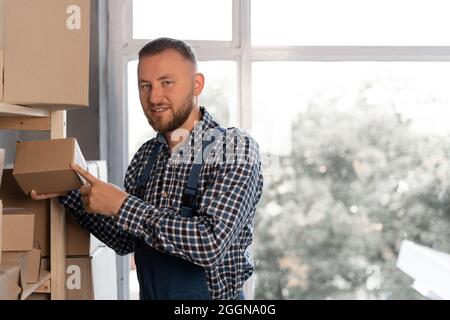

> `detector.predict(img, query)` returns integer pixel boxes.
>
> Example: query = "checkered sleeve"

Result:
[116,133,263,269]
[57,142,152,255]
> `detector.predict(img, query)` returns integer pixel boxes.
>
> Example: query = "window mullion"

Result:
[239,0,252,131]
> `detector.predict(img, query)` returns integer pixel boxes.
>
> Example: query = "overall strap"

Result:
[135,142,163,200]
[180,127,226,218]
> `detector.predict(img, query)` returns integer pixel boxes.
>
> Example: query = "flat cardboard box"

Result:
[0,169,50,256]
[1,209,34,251]
[0,264,21,300]
[13,138,87,194]
[3,0,90,109]
[2,246,41,284]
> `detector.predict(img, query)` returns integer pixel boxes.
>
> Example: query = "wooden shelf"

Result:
[21,271,51,300]
[0,103,50,117]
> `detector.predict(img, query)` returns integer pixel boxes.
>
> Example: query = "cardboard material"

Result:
[0,148,4,187]
[2,243,41,284]
[40,246,117,300]
[0,200,2,264]
[66,256,93,300]
[1,209,34,251]
[0,169,50,257]
[0,50,3,101]
[66,160,107,256]
[26,245,42,283]
[0,264,21,300]
[66,210,90,256]
[3,0,90,109]
[25,293,50,300]
[13,138,87,194]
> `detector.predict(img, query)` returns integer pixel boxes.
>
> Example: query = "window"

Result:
[108,0,450,300]
[253,61,450,299]
[132,0,232,41]
[252,0,450,46]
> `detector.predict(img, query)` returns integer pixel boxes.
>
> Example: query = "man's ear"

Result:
[193,73,205,96]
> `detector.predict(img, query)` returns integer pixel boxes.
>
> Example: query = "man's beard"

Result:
[146,93,194,133]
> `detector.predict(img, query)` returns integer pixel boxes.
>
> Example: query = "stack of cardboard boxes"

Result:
[1,142,117,300]
[1,0,118,300]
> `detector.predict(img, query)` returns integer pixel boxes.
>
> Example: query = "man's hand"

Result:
[30,190,67,200]
[71,163,129,217]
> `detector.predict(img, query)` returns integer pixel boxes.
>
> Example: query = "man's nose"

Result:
[149,86,163,105]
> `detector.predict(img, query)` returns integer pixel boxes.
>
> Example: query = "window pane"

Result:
[252,61,450,299]
[252,0,450,46]
[133,0,232,41]
[127,60,237,161]
[198,61,238,128]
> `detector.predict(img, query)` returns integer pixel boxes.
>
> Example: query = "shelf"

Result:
[21,271,51,300]
[0,103,51,130]
[0,103,50,117]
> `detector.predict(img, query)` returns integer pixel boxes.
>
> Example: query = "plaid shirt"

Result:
[59,107,264,300]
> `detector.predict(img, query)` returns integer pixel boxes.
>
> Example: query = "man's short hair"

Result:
[138,37,198,69]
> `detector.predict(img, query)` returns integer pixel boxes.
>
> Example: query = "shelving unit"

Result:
[0,104,66,300]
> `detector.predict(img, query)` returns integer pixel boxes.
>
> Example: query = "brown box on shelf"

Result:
[0,200,2,264]
[3,0,90,110]
[0,50,3,101]
[66,257,94,300]
[0,148,4,188]
[41,256,94,300]
[0,264,22,300]
[1,209,34,251]
[0,169,50,257]
[13,138,87,195]
[25,293,50,300]
[66,210,90,256]
[2,242,41,284]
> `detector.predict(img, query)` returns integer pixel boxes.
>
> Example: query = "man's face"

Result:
[137,49,203,133]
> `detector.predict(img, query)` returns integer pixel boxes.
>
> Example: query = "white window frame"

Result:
[106,0,450,299]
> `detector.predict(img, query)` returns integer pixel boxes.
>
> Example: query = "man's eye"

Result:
[162,81,173,86]
[140,84,151,90]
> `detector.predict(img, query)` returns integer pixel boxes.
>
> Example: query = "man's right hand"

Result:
[30,190,67,200]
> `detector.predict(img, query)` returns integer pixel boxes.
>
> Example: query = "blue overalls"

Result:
[133,128,225,300]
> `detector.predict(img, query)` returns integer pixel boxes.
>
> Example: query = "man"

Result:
[32,37,263,300]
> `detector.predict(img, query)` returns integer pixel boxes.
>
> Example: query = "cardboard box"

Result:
[1,209,34,251]
[0,200,2,264]
[66,210,90,256]
[3,0,90,109]
[40,247,117,300]
[0,50,3,101]
[66,160,107,256]
[1,165,101,258]
[0,148,4,187]
[0,264,21,300]
[0,169,50,257]
[13,138,87,194]
[2,243,41,284]
[25,293,50,300]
